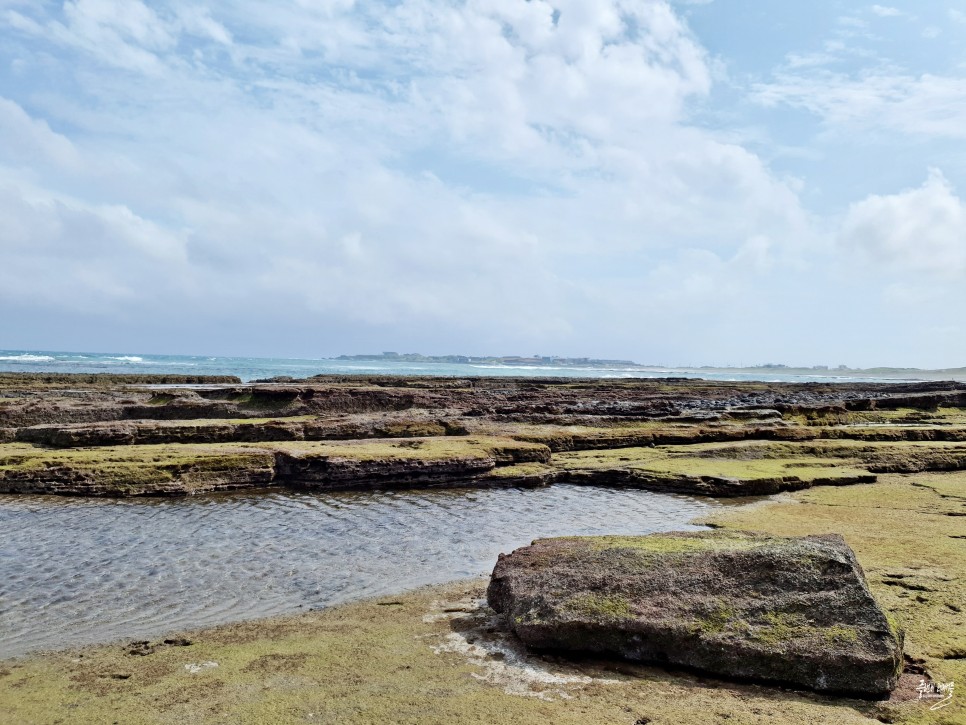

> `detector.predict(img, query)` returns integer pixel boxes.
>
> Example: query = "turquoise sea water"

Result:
[0,350,917,384]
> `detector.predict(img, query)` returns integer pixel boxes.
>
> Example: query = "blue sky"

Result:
[1,1,965,367]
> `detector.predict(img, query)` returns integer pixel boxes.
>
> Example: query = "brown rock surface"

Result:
[488,531,904,697]
[2,373,966,497]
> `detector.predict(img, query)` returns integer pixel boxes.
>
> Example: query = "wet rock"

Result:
[488,531,903,698]
[126,641,155,656]
[557,467,876,497]
[163,638,192,647]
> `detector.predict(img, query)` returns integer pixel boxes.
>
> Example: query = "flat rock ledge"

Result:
[487,530,903,698]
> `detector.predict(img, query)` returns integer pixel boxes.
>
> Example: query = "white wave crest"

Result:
[108,356,144,362]
[0,354,55,362]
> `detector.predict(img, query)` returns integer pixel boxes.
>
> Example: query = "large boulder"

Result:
[487,530,903,698]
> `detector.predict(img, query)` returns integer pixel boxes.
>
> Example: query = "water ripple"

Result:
[0,485,721,659]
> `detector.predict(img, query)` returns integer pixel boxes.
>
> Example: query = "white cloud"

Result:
[173,6,232,45]
[839,170,966,278]
[753,71,966,139]
[870,5,901,18]
[0,180,190,313]
[0,98,80,170]
[5,0,961,365]
[62,0,174,50]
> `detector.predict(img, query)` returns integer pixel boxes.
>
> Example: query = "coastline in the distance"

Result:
[3,349,966,383]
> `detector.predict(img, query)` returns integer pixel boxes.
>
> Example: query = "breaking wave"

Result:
[0,354,55,362]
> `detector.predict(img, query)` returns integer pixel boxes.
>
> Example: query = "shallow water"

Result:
[0,485,732,659]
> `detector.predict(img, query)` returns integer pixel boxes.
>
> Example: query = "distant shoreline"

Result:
[2,350,965,383]
[335,353,966,380]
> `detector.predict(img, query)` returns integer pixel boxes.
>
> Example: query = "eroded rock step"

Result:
[3,373,966,497]
[0,437,551,497]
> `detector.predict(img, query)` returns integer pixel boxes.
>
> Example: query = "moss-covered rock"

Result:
[0,437,551,496]
[488,531,903,698]
[553,443,877,496]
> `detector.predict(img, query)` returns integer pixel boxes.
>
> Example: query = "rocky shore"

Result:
[0,373,964,723]
[2,373,966,498]
[1,464,962,723]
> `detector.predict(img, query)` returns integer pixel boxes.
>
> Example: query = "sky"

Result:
[1,0,965,368]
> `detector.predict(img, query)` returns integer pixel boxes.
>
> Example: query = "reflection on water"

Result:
[0,485,730,658]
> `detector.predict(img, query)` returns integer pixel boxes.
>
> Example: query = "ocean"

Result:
[0,350,920,384]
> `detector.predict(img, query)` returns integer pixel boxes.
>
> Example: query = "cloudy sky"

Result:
[2,1,965,367]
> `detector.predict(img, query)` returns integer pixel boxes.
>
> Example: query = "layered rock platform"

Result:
[2,372,966,496]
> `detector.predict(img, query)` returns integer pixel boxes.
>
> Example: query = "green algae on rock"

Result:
[0,436,551,496]
[553,442,878,496]
[3,373,966,497]
[487,531,904,698]
[0,580,910,725]
[2,371,965,722]
[700,470,966,720]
